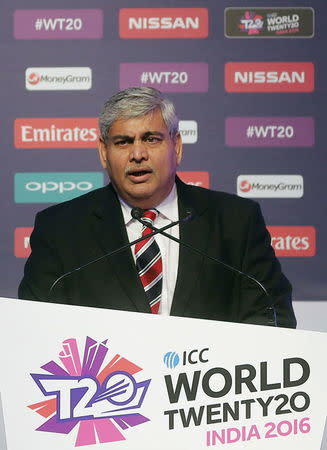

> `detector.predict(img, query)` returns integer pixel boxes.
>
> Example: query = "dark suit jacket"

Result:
[18,178,296,328]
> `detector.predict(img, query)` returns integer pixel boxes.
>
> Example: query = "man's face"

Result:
[98,109,182,208]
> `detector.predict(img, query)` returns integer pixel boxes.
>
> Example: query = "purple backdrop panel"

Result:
[14,9,103,39]
[225,117,315,147]
[2,0,326,310]
[120,63,208,92]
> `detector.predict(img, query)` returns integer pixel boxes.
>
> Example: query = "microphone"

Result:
[48,209,193,300]
[131,207,143,220]
[131,206,194,223]
[133,208,277,327]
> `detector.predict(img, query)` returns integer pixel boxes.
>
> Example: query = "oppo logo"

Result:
[25,181,93,194]
[15,172,104,203]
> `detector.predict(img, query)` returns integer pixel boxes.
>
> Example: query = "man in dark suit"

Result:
[18,87,296,328]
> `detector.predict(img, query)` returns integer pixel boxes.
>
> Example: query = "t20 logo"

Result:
[28,337,151,447]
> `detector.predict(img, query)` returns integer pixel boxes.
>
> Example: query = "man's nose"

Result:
[129,139,149,162]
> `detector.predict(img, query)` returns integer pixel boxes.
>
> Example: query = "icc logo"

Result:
[164,351,180,368]
[163,348,209,368]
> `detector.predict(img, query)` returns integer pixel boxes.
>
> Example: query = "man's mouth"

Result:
[126,168,153,182]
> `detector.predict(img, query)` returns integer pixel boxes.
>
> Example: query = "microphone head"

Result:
[131,207,144,220]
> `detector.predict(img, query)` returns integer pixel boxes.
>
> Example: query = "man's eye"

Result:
[115,140,128,146]
[145,136,161,143]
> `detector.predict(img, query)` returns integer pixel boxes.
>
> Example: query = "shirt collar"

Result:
[119,184,178,225]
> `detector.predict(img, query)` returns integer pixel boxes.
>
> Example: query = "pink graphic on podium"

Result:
[28,337,151,447]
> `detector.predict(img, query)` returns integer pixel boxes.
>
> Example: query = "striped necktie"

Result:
[134,209,162,314]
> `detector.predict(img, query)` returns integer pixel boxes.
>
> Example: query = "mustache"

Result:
[125,165,153,175]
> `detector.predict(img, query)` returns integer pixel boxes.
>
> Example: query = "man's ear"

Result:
[174,132,183,165]
[98,139,107,169]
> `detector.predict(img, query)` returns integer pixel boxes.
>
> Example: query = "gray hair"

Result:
[99,87,179,145]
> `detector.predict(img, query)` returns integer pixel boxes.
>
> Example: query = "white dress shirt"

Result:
[119,185,179,315]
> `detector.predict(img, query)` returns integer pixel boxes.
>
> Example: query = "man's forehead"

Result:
[108,110,169,136]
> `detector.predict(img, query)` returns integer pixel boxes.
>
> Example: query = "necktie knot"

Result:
[142,209,158,225]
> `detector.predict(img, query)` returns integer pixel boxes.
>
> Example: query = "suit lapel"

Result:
[90,184,151,313]
[170,179,211,316]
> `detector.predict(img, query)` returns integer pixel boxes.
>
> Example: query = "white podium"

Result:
[0,297,326,449]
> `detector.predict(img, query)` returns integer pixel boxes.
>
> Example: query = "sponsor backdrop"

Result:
[0,1,326,328]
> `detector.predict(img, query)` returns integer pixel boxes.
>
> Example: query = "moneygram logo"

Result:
[25,67,92,90]
[179,120,198,144]
[14,227,33,258]
[225,62,314,92]
[119,8,208,38]
[15,172,104,203]
[177,171,209,188]
[28,337,151,447]
[237,175,303,198]
[239,180,251,193]
[27,72,41,85]
[267,226,316,257]
[15,118,98,148]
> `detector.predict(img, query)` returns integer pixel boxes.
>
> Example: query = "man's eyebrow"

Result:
[110,131,165,141]
[142,131,165,138]
[110,134,133,141]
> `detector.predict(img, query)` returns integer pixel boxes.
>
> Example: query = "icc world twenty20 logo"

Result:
[28,337,151,447]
